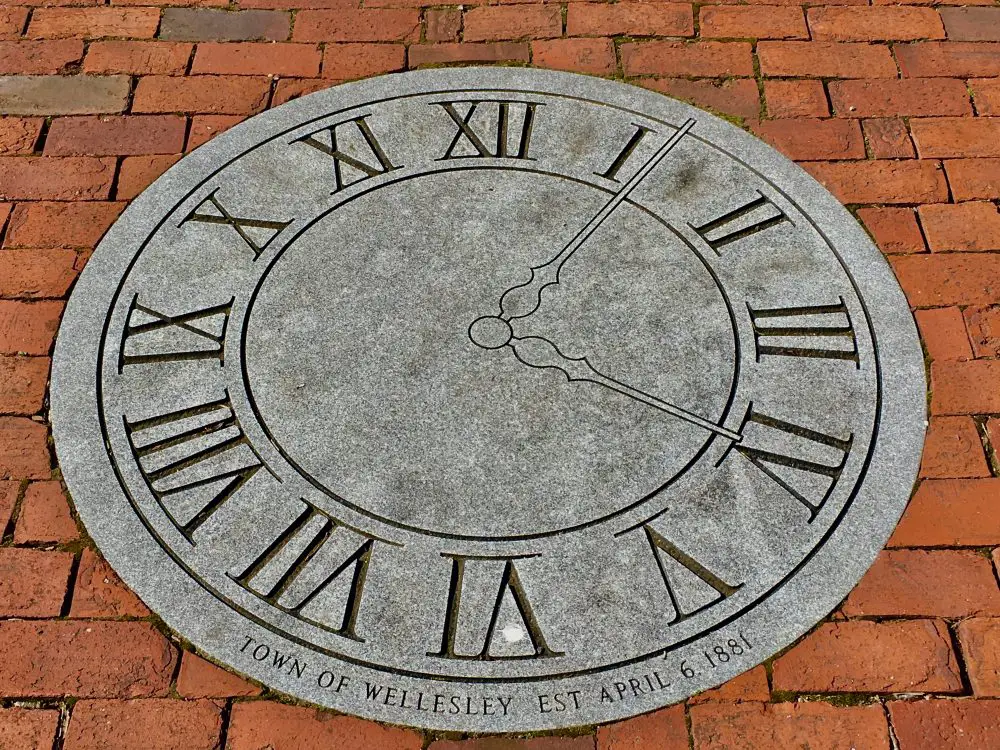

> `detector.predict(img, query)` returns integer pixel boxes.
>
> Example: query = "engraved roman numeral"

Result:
[728,404,854,521]
[230,500,375,641]
[428,554,563,661]
[295,114,399,193]
[181,188,292,260]
[436,100,539,161]
[691,191,790,253]
[118,294,233,372]
[749,297,859,367]
[643,524,741,624]
[595,124,653,182]
[124,392,263,542]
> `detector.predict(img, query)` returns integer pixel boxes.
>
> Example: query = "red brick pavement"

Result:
[1,1,999,748]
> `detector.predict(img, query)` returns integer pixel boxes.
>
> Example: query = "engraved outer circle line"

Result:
[49,70,924,732]
[94,87,881,682]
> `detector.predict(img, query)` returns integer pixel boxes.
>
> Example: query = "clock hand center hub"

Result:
[468,315,513,350]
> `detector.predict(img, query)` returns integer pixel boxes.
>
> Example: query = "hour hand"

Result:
[467,316,740,441]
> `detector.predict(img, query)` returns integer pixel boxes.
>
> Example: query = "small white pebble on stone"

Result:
[501,624,525,643]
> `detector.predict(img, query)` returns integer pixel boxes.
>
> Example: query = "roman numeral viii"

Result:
[727,404,854,521]
[124,392,263,542]
[295,114,399,193]
[749,297,859,367]
[692,191,790,253]
[428,554,563,661]
[118,295,233,372]
[436,100,540,161]
[230,499,379,641]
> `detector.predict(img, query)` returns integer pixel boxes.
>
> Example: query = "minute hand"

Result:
[508,335,741,441]
[497,118,697,321]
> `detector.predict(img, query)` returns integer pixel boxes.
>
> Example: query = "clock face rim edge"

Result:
[49,67,928,733]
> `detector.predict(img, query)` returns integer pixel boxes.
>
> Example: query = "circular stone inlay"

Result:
[51,68,926,733]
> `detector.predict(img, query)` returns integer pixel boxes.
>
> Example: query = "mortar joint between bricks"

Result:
[52,701,71,750]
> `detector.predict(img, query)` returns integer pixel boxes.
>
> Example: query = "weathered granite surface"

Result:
[51,68,925,732]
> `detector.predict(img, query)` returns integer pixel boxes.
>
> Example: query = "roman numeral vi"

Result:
[428,554,563,661]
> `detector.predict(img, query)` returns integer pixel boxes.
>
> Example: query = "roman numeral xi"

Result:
[295,114,399,193]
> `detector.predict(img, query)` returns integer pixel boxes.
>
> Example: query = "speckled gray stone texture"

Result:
[51,68,926,733]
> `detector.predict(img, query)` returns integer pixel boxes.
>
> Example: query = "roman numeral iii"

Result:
[749,297,860,367]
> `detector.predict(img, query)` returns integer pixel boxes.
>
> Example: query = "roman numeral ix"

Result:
[118,295,233,372]
[124,392,264,542]
[436,100,540,161]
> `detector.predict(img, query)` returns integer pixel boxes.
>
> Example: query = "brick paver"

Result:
[0,1,999,747]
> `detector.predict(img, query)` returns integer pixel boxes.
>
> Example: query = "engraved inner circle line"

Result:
[94,86,885,684]
[236,164,742,542]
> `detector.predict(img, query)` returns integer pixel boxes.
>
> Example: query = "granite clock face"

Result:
[52,69,926,732]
